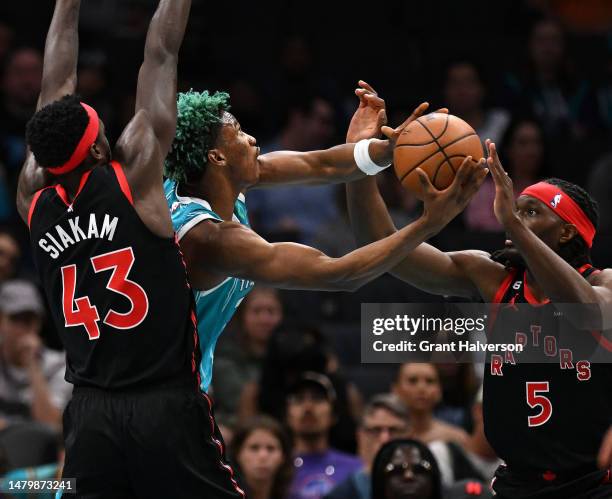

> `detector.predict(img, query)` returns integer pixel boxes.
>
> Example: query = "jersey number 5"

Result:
[526,381,553,427]
[61,247,149,340]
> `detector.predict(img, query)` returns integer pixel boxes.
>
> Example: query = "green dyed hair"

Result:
[164,90,231,183]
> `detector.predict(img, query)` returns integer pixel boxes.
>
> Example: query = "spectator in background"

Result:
[230,416,293,499]
[392,363,468,446]
[287,372,362,499]
[429,386,502,489]
[465,117,546,232]
[0,21,14,65]
[253,325,361,454]
[586,152,612,235]
[213,286,283,427]
[443,60,510,146]
[76,49,114,136]
[434,363,479,431]
[502,17,597,142]
[0,228,20,283]
[371,439,443,499]
[0,281,71,429]
[0,47,42,171]
[325,394,410,499]
[247,91,339,244]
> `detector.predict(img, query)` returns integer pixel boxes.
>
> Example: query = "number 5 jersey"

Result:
[28,163,200,389]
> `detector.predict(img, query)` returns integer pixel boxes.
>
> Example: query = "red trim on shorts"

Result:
[110,161,133,205]
[199,392,246,498]
[27,187,53,228]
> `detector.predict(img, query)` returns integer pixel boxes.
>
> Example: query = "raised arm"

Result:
[253,81,413,189]
[345,84,504,300]
[182,158,487,291]
[115,0,192,183]
[17,0,81,221]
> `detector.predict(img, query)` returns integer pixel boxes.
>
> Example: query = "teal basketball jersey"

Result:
[164,179,254,392]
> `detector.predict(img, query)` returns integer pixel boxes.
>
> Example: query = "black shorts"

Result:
[59,382,246,499]
[492,464,612,499]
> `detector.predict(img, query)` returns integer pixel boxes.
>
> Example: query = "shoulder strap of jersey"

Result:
[492,268,518,304]
[165,180,223,241]
[110,161,134,205]
[27,186,54,228]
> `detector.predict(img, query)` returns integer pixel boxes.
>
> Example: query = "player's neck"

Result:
[193,171,241,221]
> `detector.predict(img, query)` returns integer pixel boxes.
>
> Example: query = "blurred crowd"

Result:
[0,0,611,498]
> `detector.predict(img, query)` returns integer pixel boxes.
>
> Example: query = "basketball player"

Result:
[163,86,487,393]
[346,85,612,498]
[16,1,246,498]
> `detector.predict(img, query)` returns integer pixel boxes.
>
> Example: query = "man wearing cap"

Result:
[0,280,71,429]
[325,393,410,499]
[286,371,362,499]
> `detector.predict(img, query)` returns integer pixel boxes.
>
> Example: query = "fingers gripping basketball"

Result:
[393,113,484,199]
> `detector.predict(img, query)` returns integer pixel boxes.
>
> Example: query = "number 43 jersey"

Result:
[28,163,199,390]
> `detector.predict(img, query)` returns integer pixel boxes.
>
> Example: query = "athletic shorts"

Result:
[492,464,612,499]
[58,382,246,499]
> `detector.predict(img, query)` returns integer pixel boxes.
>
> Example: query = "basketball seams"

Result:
[416,119,456,179]
[398,132,477,184]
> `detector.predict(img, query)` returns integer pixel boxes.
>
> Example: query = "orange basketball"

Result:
[393,113,484,199]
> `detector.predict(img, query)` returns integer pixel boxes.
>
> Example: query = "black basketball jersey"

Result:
[483,264,612,473]
[28,162,200,389]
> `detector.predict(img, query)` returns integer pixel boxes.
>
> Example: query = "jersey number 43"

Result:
[60,247,149,340]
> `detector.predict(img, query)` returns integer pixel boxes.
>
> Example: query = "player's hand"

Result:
[419,156,488,231]
[346,80,387,143]
[487,139,520,228]
[598,425,612,469]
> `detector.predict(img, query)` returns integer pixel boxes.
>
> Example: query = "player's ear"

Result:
[207,148,226,167]
[559,224,578,245]
[90,142,104,161]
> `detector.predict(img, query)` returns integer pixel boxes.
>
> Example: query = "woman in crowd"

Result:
[230,416,293,499]
[213,286,284,427]
[464,116,547,232]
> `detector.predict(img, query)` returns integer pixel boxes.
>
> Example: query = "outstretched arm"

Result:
[253,81,409,189]
[182,158,486,291]
[487,140,612,326]
[345,84,503,300]
[17,0,81,222]
[115,0,192,187]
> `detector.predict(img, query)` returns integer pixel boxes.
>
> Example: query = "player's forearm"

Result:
[317,215,440,292]
[39,0,80,107]
[346,176,398,246]
[507,218,601,305]
[145,0,192,59]
[255,140,390,187]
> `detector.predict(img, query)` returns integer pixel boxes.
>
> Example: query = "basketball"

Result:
[393,113,484,199]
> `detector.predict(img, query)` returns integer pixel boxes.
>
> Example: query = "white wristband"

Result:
[354,139,391,175]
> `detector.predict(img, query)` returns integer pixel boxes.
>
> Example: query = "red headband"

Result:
[47,103,100,176]
[521,182,596,247]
